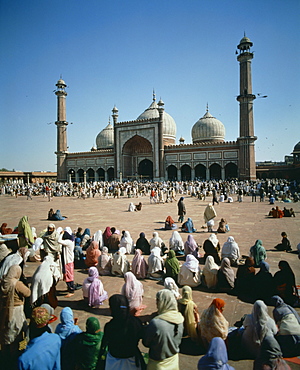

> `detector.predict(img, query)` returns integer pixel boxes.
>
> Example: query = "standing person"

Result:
[17,215,34,248]
[212,188,219,205]
[177,196,186,223]
[143,289,184,369]
[41,223,61,261]
[100,294,145,369]
[204,203,217,228]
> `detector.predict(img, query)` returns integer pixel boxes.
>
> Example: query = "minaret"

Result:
[157,98,165,181]
[54,78,68,182]
[236,35,257,181]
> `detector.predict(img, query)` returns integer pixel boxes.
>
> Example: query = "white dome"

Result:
[192,110,225,143]
[137,98,176,139]
[96,123,114,149]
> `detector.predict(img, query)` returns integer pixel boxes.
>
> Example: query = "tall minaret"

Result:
[236,35,257,181]
[54,78,68,182]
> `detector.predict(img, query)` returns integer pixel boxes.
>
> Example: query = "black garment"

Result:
[135,234,151,255]
[275,237,292,252]
[203,239,221,265]
[253,270,274,304]
[177,198,186,217]
[217,269,234,292]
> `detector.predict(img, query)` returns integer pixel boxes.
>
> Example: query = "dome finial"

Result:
[153,89,156,102]
[108,116,111,124]
[206,102,209,112]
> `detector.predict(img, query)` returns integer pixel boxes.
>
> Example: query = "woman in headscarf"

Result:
[74,236,85,269]
[30,254,61,308]
[221,236,240,266]
[250,239,267,268]
[202,255,219,290]
[149,232,164,253]
[17,215,34,248]
[135,232,151,255]
[121,271,146,316]
[164,250,180,282]
[143,289,184,369]
[271,295,300,358]
[0,243,11,264]
[128,202,136,212]
[0,223,13,235]
[164,277,180,299]
[0,247,30,280]
[55,306,82,345]
[241,300,278,358]
[198,337,234,370]
[181,217,196,233]
[273,260,298,305]
[81,228,91,250]
[111,247,130,276]
[82,266,108,308]
[74,317,103,370]
[253,261,274,304]
[217,218,227,233]
[47,208,55,220]
[97,246,112,276]
[177,196,186,223]
[0,265,30,351]
[178,285,200,341]
[131,249,148,279]
[108,227,120,253]
[165,215,177,230]
[203,234,221,265]
[199,298,229,348]
[103,226,112,247]
[93,229,103,249]
[119,230,134,254]
[52,209,66,221]
[217,258,235,292]
[184,234,199,257]
[204,203,217,225]
[100,294,145,370]
[169,230,184,255]
[178,254,201,288]
[235,256,256,299]
[85,240,101,268]
[148,247,164,280]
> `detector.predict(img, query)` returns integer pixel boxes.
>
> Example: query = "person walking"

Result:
[177,197,186,223]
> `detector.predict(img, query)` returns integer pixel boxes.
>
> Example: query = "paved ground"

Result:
[1,192,300,369]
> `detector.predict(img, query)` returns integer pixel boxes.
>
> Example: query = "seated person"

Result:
[269,195,275,204]
[165,215,177,230]
[107,227,120,253]
[135,202,142,211]
[178,255,201,288]
[178,286,200,341]
[274,232,292,252]
[217,258,235,292]
[221,236,240,266]
[128,202,136,212]
[51,209,66,221]
[181,217,196,233]
[217,218,228,233]
[147,247,164,280]
[47,208,55,220]
[111,247,130,277]
[198,337,234,370]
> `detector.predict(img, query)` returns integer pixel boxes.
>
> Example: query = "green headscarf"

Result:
[18,215,34,248]
[165,250,180,279]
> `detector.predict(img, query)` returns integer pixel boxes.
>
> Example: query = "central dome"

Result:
[136,95,176,141]
[96,122,114,149]
[192,109,225,143]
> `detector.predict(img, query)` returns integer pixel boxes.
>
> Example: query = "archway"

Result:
[97,168,105,181]
[122,135,153,178]
[181,164,191,181]
[86,168,95,182]
[107,167,114,181]
[77,169,84,183]
[209,164,221,179]
[138,159,153,180]
[195,164,206,180]
[225,163,238,179]
[167,165,177,181]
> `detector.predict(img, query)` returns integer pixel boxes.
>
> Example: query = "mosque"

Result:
[54,35,258,183]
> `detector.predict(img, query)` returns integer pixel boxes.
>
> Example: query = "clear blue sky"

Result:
[0,0,299,172]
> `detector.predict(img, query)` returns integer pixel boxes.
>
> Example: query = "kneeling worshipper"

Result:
[30,254,61,309]
[250,239,267,268]
[177,285,200,341]
[273,260,298,306]
[148,247,164,280]
[143,289,184,369]
[169,230,184,255]
[217,258,235,293]
[178,254,201,288]
[253,261,274,304]
[119,230,134,254]
[217,218,228,233]
[85,240,101,268]
[17,215,34,248]
[164,250,180,282]
[197,337,234,370]
[0,265,30,362]
[221,236,240,266]
[164,277,180,299]
[97,246,112,276]
[181,217,196,233]
[271,295,300,358]
[0,247,30,280]
[73,317,103,370]
[18,307,61,370]
[184,234,199,258]
[111,247,130,276]
[199,298,229,349]
[100,294,145,370]
[131,249,148,279]
[82,267,108,308]
[241,300,278,358]
[121,271,146,316]
[235,256,256,299]
[165,215,177,230]
[203,234,221,265]
[150,231,165,254]
[202,255,219,290]
[135,232,151,255]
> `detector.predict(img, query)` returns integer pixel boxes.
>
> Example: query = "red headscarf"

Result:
[212,298,225,312]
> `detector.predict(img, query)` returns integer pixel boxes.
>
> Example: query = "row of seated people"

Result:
[268,206,296,218]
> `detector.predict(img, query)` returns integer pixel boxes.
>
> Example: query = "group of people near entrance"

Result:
[0,214,299,369]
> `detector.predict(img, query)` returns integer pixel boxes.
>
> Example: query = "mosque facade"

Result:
[54,36,258,183]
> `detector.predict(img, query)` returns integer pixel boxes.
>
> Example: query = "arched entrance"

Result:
[209,164,221,179]
[225,163,238,179]
[181,164,191,181]
[97,168,105,181]
[195,164,206,180]
[167,165,177,181]
[86,168,95,182]
[122,135,153,179]
[107,167,114,181]
[77,169,84,183]
[138,159,153,180]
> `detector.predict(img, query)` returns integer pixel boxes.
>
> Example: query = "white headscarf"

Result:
[169,231,184,251]
[183,254,200,273]
[119,231,133,254]
[208,233,219,248]
[150,232,163,250]
[164,277,180,298]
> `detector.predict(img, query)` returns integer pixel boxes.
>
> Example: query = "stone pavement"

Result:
[1,193,300,369]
